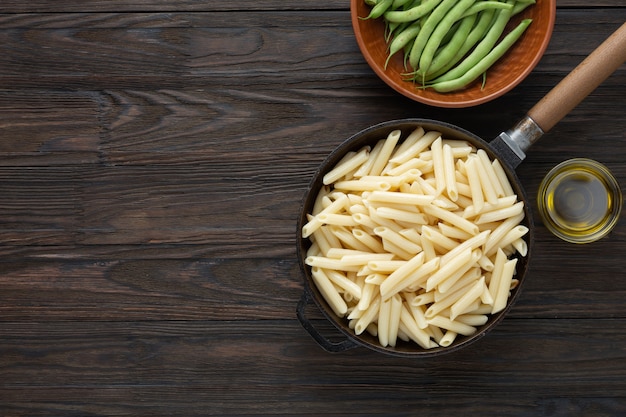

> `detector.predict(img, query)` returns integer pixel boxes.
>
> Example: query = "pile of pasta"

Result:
[302,126,528,349]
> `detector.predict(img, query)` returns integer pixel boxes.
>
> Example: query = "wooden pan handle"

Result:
[527,21,626,133]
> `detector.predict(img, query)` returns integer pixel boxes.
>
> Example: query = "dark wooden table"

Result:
[1,1,625,416]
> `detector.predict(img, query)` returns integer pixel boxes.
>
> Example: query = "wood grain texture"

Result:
[0,3,625,416]
[0,0,624,12]
[1,319,625,415]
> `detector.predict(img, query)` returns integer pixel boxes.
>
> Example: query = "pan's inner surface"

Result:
[297,119,534,356]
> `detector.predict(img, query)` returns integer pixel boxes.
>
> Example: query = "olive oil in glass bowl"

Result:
[537,158,622,243]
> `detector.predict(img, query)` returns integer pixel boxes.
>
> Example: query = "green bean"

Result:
[385,20,422,68]
[437,19,462,47]
[459,1,513,19]
[407,0,458,70]
[512,0,536,16]
[421,8,497,81]
[431,1,515,84]
[392,0,414,9]
[386,20,404,43]
[364,0,379,7]
[418,0,477,78]
[361,0,394,20]
[429,18,532,92]
[383,0,443,23]
[416,13,477,78]
[403,41,414,69]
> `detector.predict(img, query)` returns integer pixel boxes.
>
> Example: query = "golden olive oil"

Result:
[538,159,622,243]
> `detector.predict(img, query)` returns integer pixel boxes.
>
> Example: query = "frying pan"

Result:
[297,22,626,356]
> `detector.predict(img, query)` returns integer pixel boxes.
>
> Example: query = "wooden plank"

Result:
[0,10,624,90]
[0,319,624,415]
[0,161,623,248]
[0,0,623,13]
[0,256,625,321]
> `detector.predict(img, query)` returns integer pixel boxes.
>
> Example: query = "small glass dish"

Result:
[537,158,622,244]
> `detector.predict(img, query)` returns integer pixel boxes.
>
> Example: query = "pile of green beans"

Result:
[362,0,536,92]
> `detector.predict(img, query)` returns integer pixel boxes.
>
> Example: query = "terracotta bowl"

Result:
[351,0,556,108]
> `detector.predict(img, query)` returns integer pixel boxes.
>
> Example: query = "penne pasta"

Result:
[388,294,403,347]
[431,137,446,193]
[474,152,499,204]
[492,158,516,197]
[427,315,477,336]
[352,228,385,253]
[443,144,458,201]
[477,149,506,197]
[400,302,432,348]
[450,276,486,320]
[367,190,435,206]
[302,126,528,350]
[323,147,370,185]
[370,130,402,177]
[426,248,473,292]
[492,258,518,314]
[391,126,425,159]
[423,204,480,236]
[325,269,363,300]
[389,130,440,164]
[374,226,423,254]
[377,296,392,347]
[379,252,425,299]
[311,267,348,317]
[439,330,458,347]
[475,201,524,225]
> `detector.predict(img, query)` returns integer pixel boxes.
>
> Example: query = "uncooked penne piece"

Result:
[443,143,458,201]
[325,269,363,300]
[334,179,391,192]
[379,253,425,298]
[388,158,428,176]
[421,225,460,252]
[423,204,479,236]
[477,149,505,197]
[352,228,385,253]
[492,158,516,197]
[484,212,525,255]
[439,330,458,347]
[437,251,481,294]
[375,206,428,226]
[377,296,392,347]
[305,256,361,272]
[370,130,401,177]
[323,147,370,185]
[367,190,435,206]
[474,152,499,204]
[311,267,348,317]
[426,248,473,292]
[354,296,381,335]
[389,130,440,164]
[488,248,508,301]
[450,276,486,320]
[475,201,524,225]
[431,137,446,193]
[317,213,358,227]
[427,315,477,336]
[374,226,423,254]
[391,126,425,159]
[388,294,403,347]
[455,314,489,327]
[492,258,518,314]
[465,156,485,213]
[400,303,432,348]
